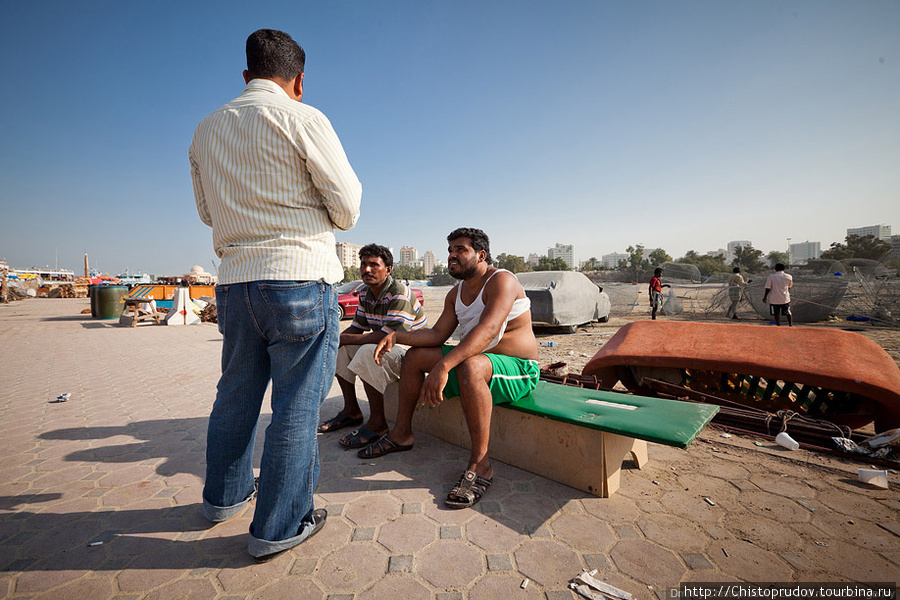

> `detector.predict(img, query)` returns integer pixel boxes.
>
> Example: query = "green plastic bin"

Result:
[92,285,128,319]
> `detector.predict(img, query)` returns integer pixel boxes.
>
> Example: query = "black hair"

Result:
[246,29,305,81]
[654,268,663,276]
[775,263,785,271]
[733,267,741,273]
[359,243,393,268]
[447,227,492,264]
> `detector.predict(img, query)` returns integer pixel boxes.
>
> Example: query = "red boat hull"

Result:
[583,321,900,432]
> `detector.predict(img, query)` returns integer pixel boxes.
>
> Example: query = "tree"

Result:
[391,264,425,281]
[342,266,358,283]
[648,248,672,267]
[695,254,728,277]
[580,257,601,271]
[534,256,570,271]
[732,245,765,273]
[495,253,529,273]
[622,245,650,278]
[677,250,728,277]
[767,251,789,267]
[821,235,891,261]
[428,264,456,286]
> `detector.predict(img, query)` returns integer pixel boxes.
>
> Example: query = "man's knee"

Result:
[456,355,492,391]
[402,347,438,373]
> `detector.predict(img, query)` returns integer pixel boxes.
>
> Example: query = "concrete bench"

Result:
[383,380,718,497]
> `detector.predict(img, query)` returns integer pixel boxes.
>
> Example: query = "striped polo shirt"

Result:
[350,276,427,334]
[190,78,362,284]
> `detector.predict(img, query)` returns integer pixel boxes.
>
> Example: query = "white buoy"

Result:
[166,287,200,326]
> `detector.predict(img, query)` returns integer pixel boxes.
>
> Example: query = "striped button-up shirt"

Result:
[190,78,361,284]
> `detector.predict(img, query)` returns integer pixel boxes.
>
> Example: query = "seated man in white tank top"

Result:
[363,227,539,509]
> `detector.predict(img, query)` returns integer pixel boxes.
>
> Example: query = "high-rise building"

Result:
[788,241,821,265]
[526,253,542,267]
[601,252,628,269]
[847,224,891,241]
[335,242,362,269]
[399,246,418,267]
[548,243,575,270]
[422,251,436,276]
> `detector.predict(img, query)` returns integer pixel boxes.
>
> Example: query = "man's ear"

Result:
[293,72,304,101]
[243,69,251,84]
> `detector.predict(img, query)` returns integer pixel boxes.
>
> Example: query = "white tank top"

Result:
[454,269,531,352]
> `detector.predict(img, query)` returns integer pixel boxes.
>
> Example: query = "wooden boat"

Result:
[582,321,900,432]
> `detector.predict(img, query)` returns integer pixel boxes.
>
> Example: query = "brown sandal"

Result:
[317,412,363,433]
[356,435,414,459]
[445,470,492,509]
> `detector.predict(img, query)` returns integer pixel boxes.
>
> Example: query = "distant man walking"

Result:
[763,263,793,327]
[725,267,747,320]
[189,29,361,559]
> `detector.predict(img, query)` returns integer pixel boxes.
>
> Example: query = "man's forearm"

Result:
[393,327,449,348]
[340,329,386,347]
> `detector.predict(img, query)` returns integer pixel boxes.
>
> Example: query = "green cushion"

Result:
[502,381,719,449]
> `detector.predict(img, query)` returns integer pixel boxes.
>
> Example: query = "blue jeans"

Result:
[203,280,338,557]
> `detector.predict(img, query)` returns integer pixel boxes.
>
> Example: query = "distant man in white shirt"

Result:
[363,228,539,509]
[190,29,361,559]
[763,263,793,327]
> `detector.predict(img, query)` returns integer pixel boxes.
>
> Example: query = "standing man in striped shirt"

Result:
[189,29,361,559]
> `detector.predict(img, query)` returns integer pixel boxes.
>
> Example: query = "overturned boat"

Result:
[582,321,900,432]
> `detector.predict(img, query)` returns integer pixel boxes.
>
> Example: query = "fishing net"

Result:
[660,262,702,283]
[602,283,641,315]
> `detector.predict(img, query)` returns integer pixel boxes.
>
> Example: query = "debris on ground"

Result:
[570,571,632,600]
[200,301,217,323]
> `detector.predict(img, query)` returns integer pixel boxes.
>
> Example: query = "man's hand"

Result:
[420,366,449,408]
[373,331,397,365]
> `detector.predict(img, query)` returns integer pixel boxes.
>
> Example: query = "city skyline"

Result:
[2,2,898,276]
[335,227,893,274]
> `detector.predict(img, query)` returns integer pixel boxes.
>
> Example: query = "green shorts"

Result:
[440,345,540,404]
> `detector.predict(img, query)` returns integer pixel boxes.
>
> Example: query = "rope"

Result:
[764,410,851,439]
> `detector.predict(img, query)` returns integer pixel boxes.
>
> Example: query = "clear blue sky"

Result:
[2,0,898,276]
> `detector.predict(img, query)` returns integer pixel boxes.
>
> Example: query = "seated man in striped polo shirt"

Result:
[318,244,427,449]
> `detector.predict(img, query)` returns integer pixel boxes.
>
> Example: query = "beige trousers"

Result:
[335,343,406,394]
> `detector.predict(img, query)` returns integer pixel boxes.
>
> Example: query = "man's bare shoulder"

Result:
[484,269,523,297]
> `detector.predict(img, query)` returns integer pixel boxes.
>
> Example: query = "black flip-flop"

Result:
[339,426,385,450]
[356,435,413,459]
[317,412,363,433]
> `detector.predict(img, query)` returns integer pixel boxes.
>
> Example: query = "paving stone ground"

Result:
[0,299,898,599]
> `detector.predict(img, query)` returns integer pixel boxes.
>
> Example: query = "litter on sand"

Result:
[52,393,71,403]
[569,572,632,600]
[857,468,890,490]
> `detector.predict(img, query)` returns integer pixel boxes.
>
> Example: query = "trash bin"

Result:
[89,284,100,317]
[92,285,128,319]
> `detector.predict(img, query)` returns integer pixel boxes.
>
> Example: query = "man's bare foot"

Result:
[468,460,492,481]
